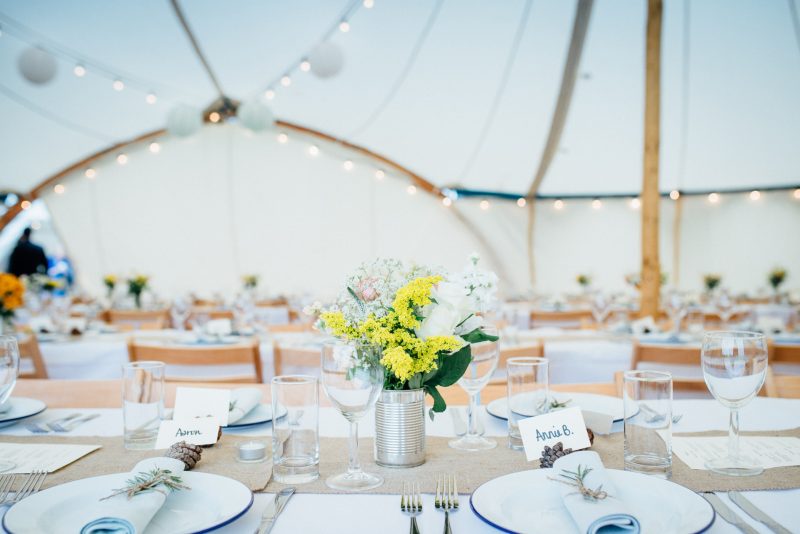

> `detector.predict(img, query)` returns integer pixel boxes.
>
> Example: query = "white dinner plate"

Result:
[0,397,47,428]
[470,469,714,533]
[3,471,253,534]
[487,393,626,422]
[226,403,287,428]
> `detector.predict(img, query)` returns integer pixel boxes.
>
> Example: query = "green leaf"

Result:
[430,345,472,387]
[347,286,366,313]
[460,328,499,344]
[408,374,423,390]
[425,384,446,418]
[455,313,474,329]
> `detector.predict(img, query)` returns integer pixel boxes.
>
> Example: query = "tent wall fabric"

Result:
[37,124,800,298]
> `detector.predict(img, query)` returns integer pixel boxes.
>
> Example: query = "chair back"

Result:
[273,343,320,377]
[108,309,168,330]
[630,341,706,392]
[764,367,800,398]
[490,344,544,384]
[17,334,48,379]
[530,310,593,329]
[268,323,314,334]
[127,338,262,383]
[770,343,800,365]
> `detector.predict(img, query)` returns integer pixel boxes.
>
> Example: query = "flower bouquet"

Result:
[576,274,592,289]
[127,275,149,309]
[319,255,498,466]
[242,274,259,291]
[703,274,722,293]
[103,275,117,299]
[0,273,24,334]
[768,268,787,290]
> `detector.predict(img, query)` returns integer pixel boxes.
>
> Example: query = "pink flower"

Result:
[356,277,380,302]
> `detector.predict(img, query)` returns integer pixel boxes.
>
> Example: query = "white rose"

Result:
[415,282,473,340]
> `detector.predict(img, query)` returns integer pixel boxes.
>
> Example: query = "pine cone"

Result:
[165,441,203,470]
[539,429,595,469]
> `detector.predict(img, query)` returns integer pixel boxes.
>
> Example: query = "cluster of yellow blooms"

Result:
[0,273,25,313]
[103,275,118,288]
[321,275,463,384]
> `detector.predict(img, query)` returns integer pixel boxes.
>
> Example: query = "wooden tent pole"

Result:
[640,0,663,317]
[671,195,683,287]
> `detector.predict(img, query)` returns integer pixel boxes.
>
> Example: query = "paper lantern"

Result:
[237,100,274,131]
[309,42,344,79]
[18,47,58,85]
[166,104,202,137]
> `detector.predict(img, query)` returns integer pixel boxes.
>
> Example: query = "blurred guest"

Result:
[8,227,48,276]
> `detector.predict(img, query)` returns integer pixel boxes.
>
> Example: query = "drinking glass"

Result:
[271,375,319,484]
[715,292,735,327]
[170,298,190,331]
[623,370,673,478]
[321,342,383,490]
[685,307,705,338]
[701,331,768,476]
[665,291,687,339]
[507,357,549,450]
[450,327,499,451]
[0,336,20,472]
[591,294,610,329]
[122,361,165,450]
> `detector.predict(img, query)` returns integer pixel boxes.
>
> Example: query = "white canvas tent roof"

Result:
[1,0,798,197]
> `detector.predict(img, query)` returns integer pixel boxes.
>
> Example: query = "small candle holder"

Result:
[237,440,267,463]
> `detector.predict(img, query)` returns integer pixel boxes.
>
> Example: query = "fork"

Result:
[436,474,459,534]
[25,413,83,434]
[51,413,101,432]
[640,404,682,424]
[0,471,47,506]
[401,482,422,534]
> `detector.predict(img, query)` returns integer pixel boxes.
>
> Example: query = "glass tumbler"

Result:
[0,336,20,472]
[122,361,165,450]
[623,370,673,478]
[507,357,549,450]
[271,375,320,484]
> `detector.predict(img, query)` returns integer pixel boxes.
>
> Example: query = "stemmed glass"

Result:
[665,291,687,340]
[701,331,768,476]
[591,293,610,330]
[715,291,735,328]
[450,327,499,451]
[0,336,20,472]
[321,341,384,490]
[170,297,190,331]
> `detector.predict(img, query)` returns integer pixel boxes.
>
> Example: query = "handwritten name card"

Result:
[518,407,592,462]
[173,387,231,426]
[155,416,219,449]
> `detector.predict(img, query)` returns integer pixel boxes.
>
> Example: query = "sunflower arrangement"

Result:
[0,273,25,323]
[127,275,150,309]
[319,256,498,416]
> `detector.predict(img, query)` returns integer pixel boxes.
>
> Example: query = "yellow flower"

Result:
[380,346,416,382]
[0,273,25,312]
[320,311,359,340]
[392,275,441,329]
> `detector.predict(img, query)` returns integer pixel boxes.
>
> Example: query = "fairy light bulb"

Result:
[112,79,124,91]
[708,192,720,204]
[516,198,527,207]
[149,142,161,154]
[264,89,275,100]
[116,153,128,165]
[554,199,564,210]
[406,185,417,195]
[277,133,288,143]
[670,190,680,200]
[363,0,374,7]
[749,190,760,201]
[73,64,86,77]
[84,168,97,179]
[794,188,800,199]
[339,21,350,33]
[630,197,641,209]
[308,145,319,157]
[145,92,157,104]
[479,200,490,210]
[280,75,291,87]
[53,184,65,194]
[343,160,354,171]
[442,197,452,207]
[20,200,32,210]
[300,60,311,72]
[374,169,385,180]
[592,199,602,210]
[209,111,221,123]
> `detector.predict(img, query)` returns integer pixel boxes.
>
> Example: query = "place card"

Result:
[673,436,800,470]
[173,387,231,426]
[0,443,100,474]
[155,416,220,449]
[518,407,592,462]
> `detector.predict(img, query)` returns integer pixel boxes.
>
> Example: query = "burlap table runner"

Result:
[4,428,800,495]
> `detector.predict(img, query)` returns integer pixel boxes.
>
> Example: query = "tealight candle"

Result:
[237,440,267,463]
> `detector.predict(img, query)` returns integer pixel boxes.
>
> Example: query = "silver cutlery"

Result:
[255,486,295,534]
[436,474,459,534]
[51,413,101,432]
[0,473,15,502]
[25,413,83,433]
[0,471,47,506]
[401,482,422,534]
[728,491,792,534]
[640,403,682,424]
[703,493,758,534]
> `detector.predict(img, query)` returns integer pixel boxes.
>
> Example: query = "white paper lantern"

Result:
[237,100,274,131]
[18,47,58,85]
[309,42,344,79]
[166,104,202,137]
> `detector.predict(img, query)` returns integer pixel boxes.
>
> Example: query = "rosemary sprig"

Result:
[549,464,608,501]
[229,400,238,412]
[550,398,572,410]
[100,468,190,501]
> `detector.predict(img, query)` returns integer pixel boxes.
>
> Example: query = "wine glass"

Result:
[715,291,735,328]
[170,297,190,331]
[701,331,768,476]
[0,336,20,472]
[665,291,687,340]
[450,326,499,451]
[321,341,384,490]
[591,293,611,330]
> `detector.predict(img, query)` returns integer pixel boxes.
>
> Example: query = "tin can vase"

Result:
[374,388,426,468]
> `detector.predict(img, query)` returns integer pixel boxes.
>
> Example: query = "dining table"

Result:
[2,379,800,533]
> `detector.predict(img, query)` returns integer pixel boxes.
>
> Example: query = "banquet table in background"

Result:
[3,379,800,533]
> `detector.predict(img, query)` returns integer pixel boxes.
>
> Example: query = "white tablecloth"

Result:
[2,398,799,533]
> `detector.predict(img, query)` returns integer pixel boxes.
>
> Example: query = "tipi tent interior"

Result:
[1,1,800,528]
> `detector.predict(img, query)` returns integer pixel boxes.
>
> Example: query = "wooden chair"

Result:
[629,341,706,392]
[267,323,315,334]
[273,343,320,377]
[764,367,800,398]
[702,311,750,327]
[770,342,800,365]
[490,344,544,384]
[530,310,593,329]
[108,309,168,331]
[127,338,263,383]
[17,334,48,379]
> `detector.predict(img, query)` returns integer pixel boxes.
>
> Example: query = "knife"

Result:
[728,491,793,534]
[255,486,295,534]
[702,493,758,534]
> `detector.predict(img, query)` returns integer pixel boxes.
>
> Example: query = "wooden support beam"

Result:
[671,195,683,287]
[640,0,663,317]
